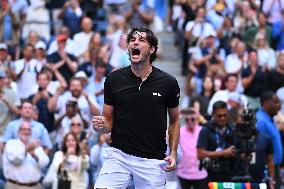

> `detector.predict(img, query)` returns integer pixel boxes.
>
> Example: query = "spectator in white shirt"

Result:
[47,26,77,56]
[3,121,49,189]
[207,73,246,115]
[11,44,42,99]
[48,77,100,123]
[73,17,94,62]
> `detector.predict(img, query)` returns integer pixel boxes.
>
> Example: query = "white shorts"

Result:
[94,147,167,189]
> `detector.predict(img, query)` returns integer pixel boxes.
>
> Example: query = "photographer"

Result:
[197,100,237,182]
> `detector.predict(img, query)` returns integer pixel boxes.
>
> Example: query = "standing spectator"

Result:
[28,71,55,133]
[34,41,47,66]
[254,32,276,70]
[47,34,78,84]
[47,26,77,56]
[4,100,53,151]
[124,0,154,29]
[191,75,215,119]
[265,52,284,92]
[272,10,284,51]
[0,43,12,73]
[262,0,284,25]
[90,133,111,184]
[43,132,89,189]
[256,91,282,188]
[207,73,244,115]
[48,77,100,123]
[58,0,82,37]
[225,41,247,75]
[0,70,20,136]
[3,121,49,189]
[11,44,42,100]
[242,12,272,48]
[21,0,50,42]
[86,61,106,112]
[0,0,21,45]
[241,49,266,110]
[73,17,94,62]
[177,108,208,189]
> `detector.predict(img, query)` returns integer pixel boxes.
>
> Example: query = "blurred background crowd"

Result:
[0,0,284,188]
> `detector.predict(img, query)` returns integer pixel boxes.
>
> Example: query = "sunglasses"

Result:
[71,123,81,126]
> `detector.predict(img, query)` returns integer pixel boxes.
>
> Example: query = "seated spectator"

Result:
[11,44,43,100]
[254,32,276,70]
[241,49,266,110]
[43,132,89,189]
[0,70,20,136]
[3,121,49,189]
[47,34,78,84]
[4,100,53,151]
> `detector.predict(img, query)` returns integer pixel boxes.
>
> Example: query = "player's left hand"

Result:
[164,154,176,172]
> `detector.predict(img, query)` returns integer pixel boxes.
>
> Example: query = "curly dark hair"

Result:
[61,132,81,156]
[126,27,159,64]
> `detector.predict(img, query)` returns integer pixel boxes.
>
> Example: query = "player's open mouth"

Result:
[131,48,141,58]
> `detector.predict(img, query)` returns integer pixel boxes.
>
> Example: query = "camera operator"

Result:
[197,100,237,182]
[228,106,275,188]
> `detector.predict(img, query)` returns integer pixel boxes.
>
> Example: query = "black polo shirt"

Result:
[104,66,180,160]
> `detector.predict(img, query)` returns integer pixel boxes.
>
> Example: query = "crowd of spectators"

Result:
[1,0,284,189]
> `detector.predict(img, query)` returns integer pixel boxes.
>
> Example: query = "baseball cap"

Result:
[75,71,88,79]
[56,34,68,42]
[35,41,47,50]
[0,43,8,50]
[0,70,6,78]
[228,92,241,104]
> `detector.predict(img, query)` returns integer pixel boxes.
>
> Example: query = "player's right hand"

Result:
[92,116,105,132]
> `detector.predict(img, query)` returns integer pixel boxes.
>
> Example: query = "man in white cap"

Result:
[35,41,47,66]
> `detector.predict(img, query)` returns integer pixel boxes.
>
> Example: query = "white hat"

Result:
[35,41,47,50]
[75,71,87,79]
[0,43,7,50]
[228,92,241,104]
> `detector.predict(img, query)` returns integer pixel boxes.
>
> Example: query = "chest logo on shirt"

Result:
[153,92,161,97]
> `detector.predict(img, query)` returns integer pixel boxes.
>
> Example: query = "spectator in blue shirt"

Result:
[272,10,284,51]
[256,91,282,188]
[4,100,52,153]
